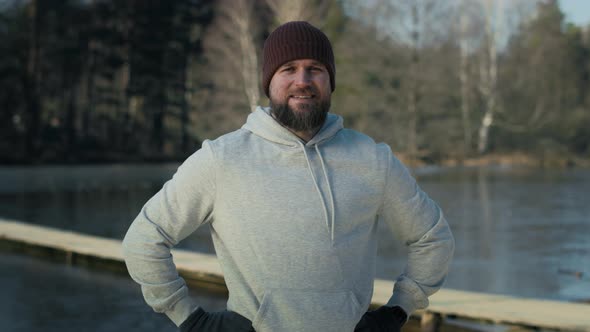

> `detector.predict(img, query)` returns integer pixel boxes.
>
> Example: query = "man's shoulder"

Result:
[329,128,393,166]
[202,128,254,156]
[337,128,391,152]
[209,127,251,145]
[339,128,375,143]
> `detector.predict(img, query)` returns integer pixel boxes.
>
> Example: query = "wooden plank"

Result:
[374,274,590,331]
[1,219,589,331]
[0,218,225,289]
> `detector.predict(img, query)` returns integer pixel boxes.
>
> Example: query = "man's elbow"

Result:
[121,219,146,261]
[445,228,455,256]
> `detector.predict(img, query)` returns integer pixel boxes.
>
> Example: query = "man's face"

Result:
[268,59,332,132]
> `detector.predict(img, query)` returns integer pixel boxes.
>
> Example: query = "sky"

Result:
[559,0,590,26]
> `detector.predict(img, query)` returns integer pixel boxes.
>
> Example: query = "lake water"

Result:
[1,164,589,330]
[0,251,227,332]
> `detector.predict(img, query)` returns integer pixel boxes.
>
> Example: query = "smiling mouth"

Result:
[290,95,315,99]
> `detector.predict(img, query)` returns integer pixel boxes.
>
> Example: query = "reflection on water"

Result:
[0,164,589,305]
[0,251,227,331]
[410,167,590,301]
[0,164,214,252]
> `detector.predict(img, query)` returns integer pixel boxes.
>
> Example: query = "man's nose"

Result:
[293,69,311,86]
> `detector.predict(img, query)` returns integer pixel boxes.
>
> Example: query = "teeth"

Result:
[293,96,311,99]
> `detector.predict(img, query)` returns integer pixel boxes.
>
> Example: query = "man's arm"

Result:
[122,141,217,326]
[378,145,455,317]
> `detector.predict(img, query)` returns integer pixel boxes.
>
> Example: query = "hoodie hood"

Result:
[242,106,343,146]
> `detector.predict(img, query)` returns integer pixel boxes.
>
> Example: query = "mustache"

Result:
[289,87,318,95]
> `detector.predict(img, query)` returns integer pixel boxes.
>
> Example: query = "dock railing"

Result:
[1,219,589,332]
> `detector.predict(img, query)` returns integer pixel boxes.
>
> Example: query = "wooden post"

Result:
[421,312,442,332]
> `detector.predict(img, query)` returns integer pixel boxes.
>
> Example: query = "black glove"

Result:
[179,307,254,332]
[354,305,407,332]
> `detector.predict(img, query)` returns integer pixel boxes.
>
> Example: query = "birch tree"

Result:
[459,12,473,155]
[475,0,541,154]
[206,0,261,113]
[342,0,453,161]
[265,0,332,26]
[372,0,446,161]
[455,0,484,156]
[476,0,500,154]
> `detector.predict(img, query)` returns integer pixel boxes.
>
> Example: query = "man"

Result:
[123,21,454,332]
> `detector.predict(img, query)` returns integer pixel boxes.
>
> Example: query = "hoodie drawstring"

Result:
[298,141,336,244]
[316,145,336,244]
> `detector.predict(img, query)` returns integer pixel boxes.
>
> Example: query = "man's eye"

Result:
[282,67,295,72]
[311,67,324,72]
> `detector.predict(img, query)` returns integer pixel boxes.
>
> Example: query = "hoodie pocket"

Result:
[252,288,362,332]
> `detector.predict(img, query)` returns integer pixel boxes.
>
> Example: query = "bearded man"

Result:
[123,21,454,332]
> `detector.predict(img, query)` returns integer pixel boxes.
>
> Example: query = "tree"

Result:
[204,0,263,114]
[345,0,454,162]
[453,0,487,156]
[0,1,27,160]
[23,0,41,157]
[265,0,332,27]
[497,0,585,155]
[1,0,588,164]
[476,0,501,154]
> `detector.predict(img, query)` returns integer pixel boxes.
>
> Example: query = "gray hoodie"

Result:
[123,106,454,332]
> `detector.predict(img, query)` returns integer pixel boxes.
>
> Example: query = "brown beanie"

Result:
[262,21,335,97]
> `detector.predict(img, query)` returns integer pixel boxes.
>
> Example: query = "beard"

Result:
[269,90,331,132]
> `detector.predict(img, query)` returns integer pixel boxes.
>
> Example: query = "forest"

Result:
[1,0,589,166]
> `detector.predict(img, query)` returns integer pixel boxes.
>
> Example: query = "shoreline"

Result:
[2,152,589,169]
[396,152,590,169]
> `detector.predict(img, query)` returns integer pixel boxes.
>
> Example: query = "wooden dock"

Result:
[1,219,589,332]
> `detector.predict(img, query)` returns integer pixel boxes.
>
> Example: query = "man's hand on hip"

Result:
[179,307,254,332]
[354,305,407,332]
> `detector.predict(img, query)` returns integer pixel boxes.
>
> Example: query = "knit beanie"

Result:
[262,21,335,97]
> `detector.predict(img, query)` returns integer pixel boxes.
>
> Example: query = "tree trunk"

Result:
[478,105,494,154]
[265,0,331,25]
[182,52,194,153]
[232,0,259,112]
[152,77,166,155]
[459,11,472,156]
[64,85,78,159]
[24,0,42,158]
[61,56,77,158]
[407,3,420,161]
[84,39,97,139]
[119,7,132,151]
[477,0,499,154]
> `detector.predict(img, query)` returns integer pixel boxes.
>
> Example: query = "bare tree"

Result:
[460,12,472,155]
[265,0,332,27]
[342,0,456,162]
[455,0,484,156]
[182,23,200,152]
[206,0,261,113]
[476,0,500,154]
[448,0,540,155]
[406,2,421,160]
[475,0,540,153]
[372,0,447,161]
